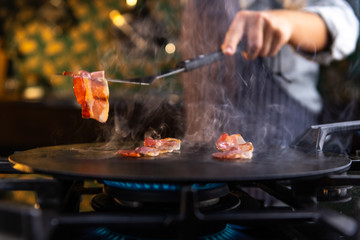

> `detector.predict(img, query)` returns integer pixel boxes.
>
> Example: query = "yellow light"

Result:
[109,10,119,19]
[165,43,176,54]
[23,86,45,100]
[19,39,38,54]
[126,0,137,7]
[109,10,126,27]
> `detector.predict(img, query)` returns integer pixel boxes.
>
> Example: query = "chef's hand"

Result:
[222,10,329,60]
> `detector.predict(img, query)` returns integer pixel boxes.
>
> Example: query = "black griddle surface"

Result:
[9,142,351,182]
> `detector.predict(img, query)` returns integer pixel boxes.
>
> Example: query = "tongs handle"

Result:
[181,45,243,72]
[182,51,224,71]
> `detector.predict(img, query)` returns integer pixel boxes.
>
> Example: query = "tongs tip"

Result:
[106,78,152,85]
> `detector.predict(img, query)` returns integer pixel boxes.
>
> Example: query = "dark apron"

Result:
[180,0,318,148]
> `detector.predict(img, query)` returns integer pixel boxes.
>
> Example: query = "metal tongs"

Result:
[104,46,242,85]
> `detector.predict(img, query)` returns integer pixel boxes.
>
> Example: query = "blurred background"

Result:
[0,0,184,156]
[0,0,359,157]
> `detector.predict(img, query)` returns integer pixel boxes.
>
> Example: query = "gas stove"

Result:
[1,160,360,240]
[1,121,360,240]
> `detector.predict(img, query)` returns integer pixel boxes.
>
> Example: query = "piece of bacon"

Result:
[212,142,254,159]
[65,70,109,123]
[117,137,182,158]
[117,147,163,158]
[135,146,165,156]
[117,150,141,158]
[215,133,246,151]
[213,133,253,160]
[144,137,181,152]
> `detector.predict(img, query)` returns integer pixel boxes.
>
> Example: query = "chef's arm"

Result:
[221,9,328,60]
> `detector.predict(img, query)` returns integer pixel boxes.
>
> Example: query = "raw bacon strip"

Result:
[65,70,109,123]
[213,133,253,160]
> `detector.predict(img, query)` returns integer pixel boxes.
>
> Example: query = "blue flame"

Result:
[87,224,249,240]
[200,224,249,240]
[104,181,225,192]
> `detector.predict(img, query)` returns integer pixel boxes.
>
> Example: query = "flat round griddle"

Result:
[9,141,351,182]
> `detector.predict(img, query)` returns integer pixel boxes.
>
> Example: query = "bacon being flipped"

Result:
[213,133,254,160]
[117,137,181,158]
[64,70,109,123]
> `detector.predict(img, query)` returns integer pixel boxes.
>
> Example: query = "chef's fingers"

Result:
[259,19,274,57]
[262,11,292,56]
[244,14,264,60]
[222,12,246,55]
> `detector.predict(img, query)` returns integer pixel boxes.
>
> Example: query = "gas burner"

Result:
[91,191,240,213]
[113,196,221,209]
[102,181,231,206]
